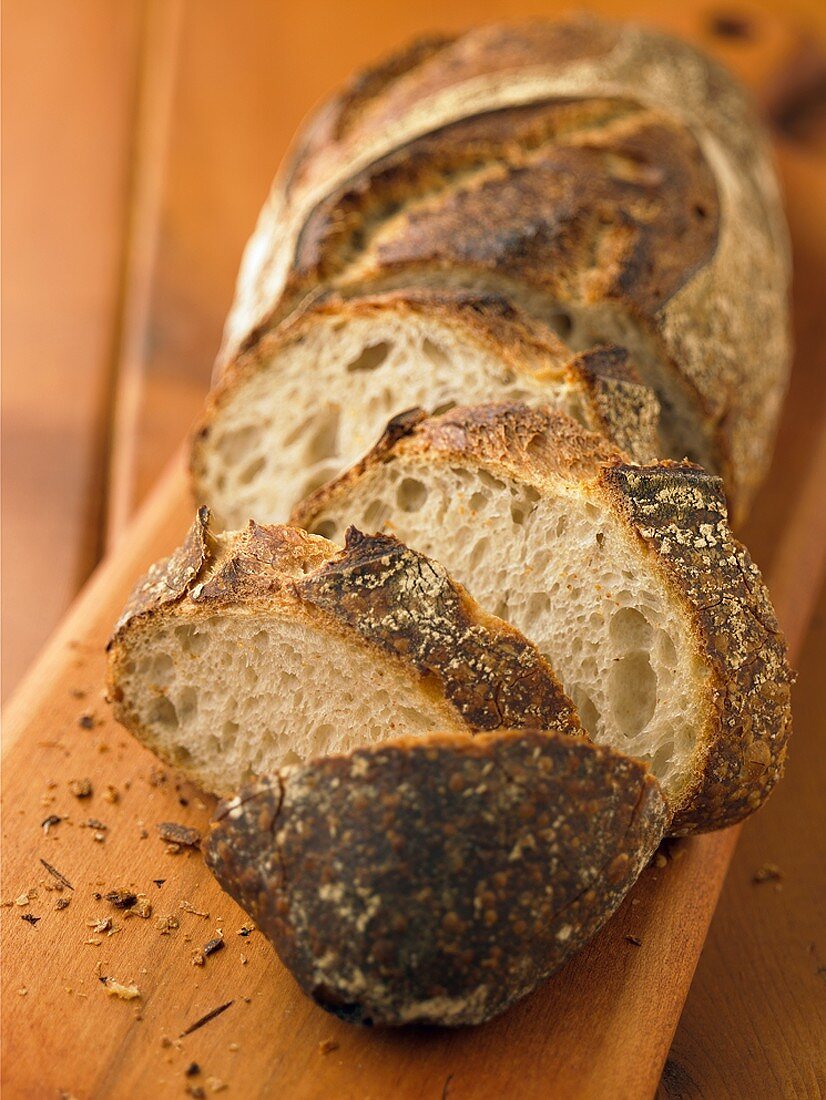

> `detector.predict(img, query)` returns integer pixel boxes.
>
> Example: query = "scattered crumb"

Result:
[18,988,28,996]
[124,895,153,920]
[228,1043,239,1052]
[160,1036,173,1048]
[105,889,138,910]
[179,901,209,919]
[41,814,64,834]
[319,1039,340,1055]
[56,898,71,911]
[78,712,96,730]
[16,889,38,906]
[206,1079,227,1094]
[156,915,180,935]
[103,785,120,804]
[101,976,141,1000]
[87,917,113,934]
[185,1063,201,1077]
[203,936,225,958]
[153,879,166,888]
[237,923,255,937]
[156,821,201,849]
[69,778,93,799]
[752,862,783,884]
[191,951,206,968]
[625,935,643,947]
[21,913,41,926]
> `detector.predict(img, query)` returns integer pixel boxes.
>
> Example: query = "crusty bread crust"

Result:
[108,511,582,793]
[191,288,661,507]
[219,17,790,518]
[206,727,667,1026]
[293,403,793,834]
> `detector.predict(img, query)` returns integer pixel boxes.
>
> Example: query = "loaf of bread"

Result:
[197,16,790,527]
[109,17,794,1029]
[293,402,793,835]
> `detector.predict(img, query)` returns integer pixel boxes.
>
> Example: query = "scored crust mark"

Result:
[570,347,662,465]
[292,402,793,833]
[288,98,719,320]
[601,464,794,834]
[205,728,667,1027]
[298,527,579,733]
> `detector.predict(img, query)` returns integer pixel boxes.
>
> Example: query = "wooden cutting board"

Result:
[3,8,826,1100]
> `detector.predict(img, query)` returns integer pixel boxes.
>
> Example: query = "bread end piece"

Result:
[206,728,667,1027]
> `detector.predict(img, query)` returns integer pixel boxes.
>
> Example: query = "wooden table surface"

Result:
[3,2,825,1096]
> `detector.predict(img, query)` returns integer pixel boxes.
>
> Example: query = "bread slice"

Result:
[107,508,581,796]
[191,290,660,529]
[207,728,667,1026]
[293,403,793,834]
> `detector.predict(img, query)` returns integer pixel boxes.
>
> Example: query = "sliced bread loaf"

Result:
[220,18,791,519]
[293,403,793,834]
[191,290,660,529]
[207,728,667,1026]
[107,507,580,796]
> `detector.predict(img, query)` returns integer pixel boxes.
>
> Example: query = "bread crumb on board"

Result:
[100,976,141,1000]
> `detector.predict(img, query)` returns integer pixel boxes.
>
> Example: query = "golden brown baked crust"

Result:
[293,402,793,833]
[206,727,667,1026]
[108,511,581,751]
[220,16,790,519]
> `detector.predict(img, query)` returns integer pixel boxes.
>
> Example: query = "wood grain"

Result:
[661,583,826,1099]
[0,0,143,697]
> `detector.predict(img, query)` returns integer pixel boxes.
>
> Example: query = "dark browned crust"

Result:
[600,464,794,833]
[110,506,212,640]
[289,98,718,320]
[293,402,793,833]
[569,346,661,465]
[298,527,578,733]
[108,512,580,754]
[205,728,667,1026]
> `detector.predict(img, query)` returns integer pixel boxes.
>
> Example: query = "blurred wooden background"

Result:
[3,1,825,1094]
